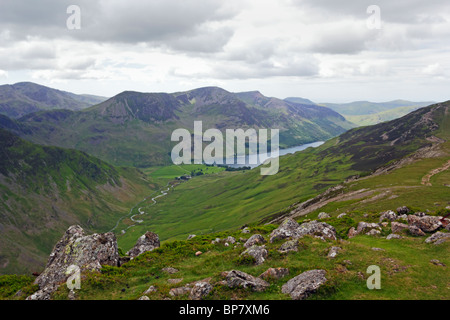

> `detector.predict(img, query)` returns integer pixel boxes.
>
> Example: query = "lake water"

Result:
[223,141,324,169]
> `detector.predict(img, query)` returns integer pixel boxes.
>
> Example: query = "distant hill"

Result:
[0,82,108,119]
[319,100,435,126]
[1,86,355,167]
[284,97,316,105]
[0,129,154,274]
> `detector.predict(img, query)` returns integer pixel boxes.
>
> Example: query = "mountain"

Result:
[113,101,449,249]
[319,100,435,126]
[1,86,355,167]
[284,97,316,105]
[0,129,155,274]
[0,82,108,119]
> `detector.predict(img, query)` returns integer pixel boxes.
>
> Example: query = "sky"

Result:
[0,0,449,103]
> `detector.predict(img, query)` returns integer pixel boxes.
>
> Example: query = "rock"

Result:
[425,232,450,245]
[138,295,150,300]
[28,225,119,300]
[371,247,385,251]
[408,225,426,237]
[297,221,337,241]
[169,286,191,297]
[241,227,250,234]
[240,245,268,265]
[348,227,358,239]
[379,210,398,222]
[381,222,389,227]
[127,231,160,259]
[396,206,411,215]
[226,236,236,244]
[366,229,381,236]
[162,267,179,274]
[391,222,409,234]
[226,270,270,292]
[187,235,196,240]
[259,268,289,280]
[244,234,266,248]
[327,246,342,258]
[278,240,300,253]
[356,222,381,235]
[318,212,330,219]
[407,215,442,233]
[211,237,222,244]
[386,234,403,240]
[195,251,202,256]
[430,259,446,267]
[337,213,347,219]
[224,243,229,247]
[414,212,427,217]
[269,218,300,243]
[189,282,213,300]
[167,278,183,285]
[143,286,157,294]
[281,270,327,300]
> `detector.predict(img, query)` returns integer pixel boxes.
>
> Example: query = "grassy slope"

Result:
[0,129,157,274]
[116,102,449,251]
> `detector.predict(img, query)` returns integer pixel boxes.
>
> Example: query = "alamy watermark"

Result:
[367,5,382,30]
[366,265,381,290]
[171,121,279,175]
[66,265,81,290]
[66,5,81,30]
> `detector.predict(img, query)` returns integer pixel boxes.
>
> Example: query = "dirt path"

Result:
[421,159,450,186]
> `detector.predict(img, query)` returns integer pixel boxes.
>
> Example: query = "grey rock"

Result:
[127,231,160,259]
[408,225,426,237]
[407,215,442,233]
[356,222,381,235]
[241,227,250,234]
[28,225,119,300]
[189,282,213,300]
[366,229,381,236]
[169,286,191,297]
[425,232,450,245]
[396,206,411,215]
[318,212,330,219]
[278,240,300,253]
[327,246,342,258]
[281,269,327,300]
[430,259,446,267]
[162,267,179,274]
[143,285,157,295]
[371,247,385,251]
[296,221,337,241]
[386,234,403,240]
[226,270,270,292]
[138,295,150,300]
[187,234,196,240]
[240,245,268,265]
[269,218,301,243]
[391,222,409,234]
[259,268,289,280]
[337,213,347,219]
[244,234,266,248]
[226,236,236,244]
[379,210,398,222]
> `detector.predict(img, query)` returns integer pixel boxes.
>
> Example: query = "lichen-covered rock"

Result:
[356,222,381,235]
[240,245,268,265]
[226,270,270,292]
[127,231,160,259]
[269,218,301,243]
[189,282,213,300]
[391,222,409,234]
[281,269,327,300]
[379,210,398,222]
[407,215,442,233]
[425,232,450,245]
[396,206,411,215]
[28,225,119,300]
[278,240,300,253]
[259,268,289,280]
[296,221,337,241]
[327,246,342,258]
[318,212,330,219]
[408,225,426,237]
[244,234,266,248]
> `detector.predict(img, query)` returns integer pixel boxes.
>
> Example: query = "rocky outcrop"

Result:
[408,225,426,237]
[240,245,268,265]
[396,206,411,215]
[379,210,398,222]
[425,232,450,245]
[407,215,442,233]
[269,218,337,243]
[391,222,409,234]
[28,225,120,300]
[281,269,327,300]
[189,281,213,300]
[269,218,301,243]
[225,270,270,292]
[127,231,160,259]
[348,222,381,238]
[244,234,266,248]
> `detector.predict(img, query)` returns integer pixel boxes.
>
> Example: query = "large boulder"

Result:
[425,232,450,245]
[189,281,213,300]
[396,206,411,215]
[278,240,300,253]
[379,210,398,222]
[269,218,301,243]
[127,231,160,259]
[226,270,270,292]
[407,215,442,233]
[281,269,327,300]
[240,245,268,265]
[348,222,381,238]
[244,234,266,248]
[28,225,119,300]
[391,222,409,234]
[296,221,337,241]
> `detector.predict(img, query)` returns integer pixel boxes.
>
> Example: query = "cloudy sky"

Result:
[0,0,449,102]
